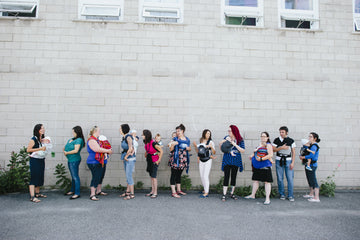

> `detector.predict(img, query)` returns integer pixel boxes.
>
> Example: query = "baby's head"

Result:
[130,129,137,138]
[99,135,107,141]
[171,132,176,139]
[155,134,161,143]
[301,139,309,145]
[42,136,51,144]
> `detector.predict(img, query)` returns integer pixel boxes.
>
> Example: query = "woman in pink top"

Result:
[143,129,163,198]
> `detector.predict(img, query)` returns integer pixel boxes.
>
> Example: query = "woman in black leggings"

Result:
[220,125,245,201]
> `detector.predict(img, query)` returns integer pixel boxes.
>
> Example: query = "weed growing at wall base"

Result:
[54,163,72,193]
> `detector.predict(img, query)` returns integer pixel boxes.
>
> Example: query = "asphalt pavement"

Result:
[1,190,359,240]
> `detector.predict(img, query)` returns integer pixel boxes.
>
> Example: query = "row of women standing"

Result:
[26,123,321,204]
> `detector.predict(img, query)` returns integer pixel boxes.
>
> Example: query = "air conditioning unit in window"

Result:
[0,1,37,17]
[142,7,180,23]
[81,4,121,21]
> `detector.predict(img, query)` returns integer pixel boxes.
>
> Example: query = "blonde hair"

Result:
[89,126,98,138]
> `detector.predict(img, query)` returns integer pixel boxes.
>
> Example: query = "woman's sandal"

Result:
[120,192,130,198]
[123,194,135,200]
[96,191,108,196]
[221,195,226,202]
[35,193,47,198]
[65,192,74,196]
[30,196,41,203]
[70,195,81,200]
[230,194,238,200]
[172,193,181,198]
[150,194,158,199]
[145,193,153,197]
[177,191,187,196]
[89,195,99,201]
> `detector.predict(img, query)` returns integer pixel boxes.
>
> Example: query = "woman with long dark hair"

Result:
[245,132,274,205]
[300,132,321,203]
[27,124,47,203]
[193,129,216,198]
[143,129,163,198]
[63,126,85,200]
[219,125,245,202]
[168,124,191,198]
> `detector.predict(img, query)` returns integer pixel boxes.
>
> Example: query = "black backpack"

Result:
[198,140,211,162]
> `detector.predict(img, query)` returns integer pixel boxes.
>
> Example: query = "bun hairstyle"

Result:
[176,124,186,132]
[310,132,321,143]
[121,124,130,135]
[229,125,243,145]
[89,126,98,137]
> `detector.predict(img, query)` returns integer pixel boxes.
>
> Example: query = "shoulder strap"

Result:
[206,139,211,146]
[309,143,320,152]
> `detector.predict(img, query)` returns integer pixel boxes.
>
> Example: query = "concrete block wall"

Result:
[0,0,359,190]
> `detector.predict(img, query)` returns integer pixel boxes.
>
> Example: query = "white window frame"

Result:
[78,0,124,21]
[139,0,184,24]
[0,0,38,18]
[221,0,264,27]
[354,0,360,31]
[278,0,319,30]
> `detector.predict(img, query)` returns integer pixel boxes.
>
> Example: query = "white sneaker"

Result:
[303,194,314,198]
[308,198,320,203]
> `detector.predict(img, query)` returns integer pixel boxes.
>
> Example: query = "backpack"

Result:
[198,140,211,162]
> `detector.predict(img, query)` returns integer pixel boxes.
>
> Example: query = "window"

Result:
[354,0,360,31]
[221,0,264,27]
[139,0,184,23]
[0,0,38,18]
[78,0,124,21]
[279,0,319,29]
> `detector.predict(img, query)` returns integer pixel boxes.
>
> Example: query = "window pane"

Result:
[83,6,120,16]
[356,0,360,13]
[144,0,179,3]
[285,0,313,10]
[0,3,35,12]
[225,0,258,7]
[146,10,177,17]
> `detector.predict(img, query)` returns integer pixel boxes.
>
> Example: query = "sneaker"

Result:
[305,166,312,171]
[280,195,286,200]
[303,194,314,199]
[308,198,320,203]
[288,197,295,202]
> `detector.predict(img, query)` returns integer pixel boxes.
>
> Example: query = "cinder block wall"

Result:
[1,0,359,189]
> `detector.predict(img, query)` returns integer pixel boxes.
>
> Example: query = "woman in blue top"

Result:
[63,126,85,200]
[245,132,274,205]
[87,126,112,201]
[27,124,47,203]
[219,125,245,202]
[300,132,321,203]
[119,124,136,200]
[168,124,191,198]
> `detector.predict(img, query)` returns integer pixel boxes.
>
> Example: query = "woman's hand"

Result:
[155,160,160,165]
[299,156,305,160]
[186,146,191,151]
[63,151,67,156]
[41,146,46,151]
[192,141,197,147]
[107,149,113,155]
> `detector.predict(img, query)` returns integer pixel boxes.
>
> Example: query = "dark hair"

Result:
[310,132,321,143]
[261,132,271,144]
[176,124,185,132]
[33,124,44,140]
[279,126,289,133]
[229,125,243,145]
[200,129,212,143]
[143,129,152,144]
[121,124,130,135]
[73,126,85,147]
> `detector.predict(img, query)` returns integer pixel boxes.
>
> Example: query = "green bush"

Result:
[181,174,192,191]
[104,184,112,190]
[234,185,277,198]
[135,181,144,190]
[0,147,30,194]
[320,176,336,197]
[54,163,72,193]
[114,184,125,191]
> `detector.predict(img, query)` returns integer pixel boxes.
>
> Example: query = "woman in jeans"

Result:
[245,132,274,205]
[87,126,112,201]
[192,129,216,198]
[219,125,245,202]
[168,124,191,198]
[119,124,136,200]
[64,126,85,200]
[300,132,321,203]
[27,124,47,203]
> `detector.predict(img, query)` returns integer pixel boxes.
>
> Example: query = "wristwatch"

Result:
[260,157,263,161]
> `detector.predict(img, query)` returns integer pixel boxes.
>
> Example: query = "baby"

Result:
[98,135,111,164]
[225,136,237,157]
[167,132,177,148]
[30,136,53,159]
[154,133,163,148]
[300,139,315,171]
